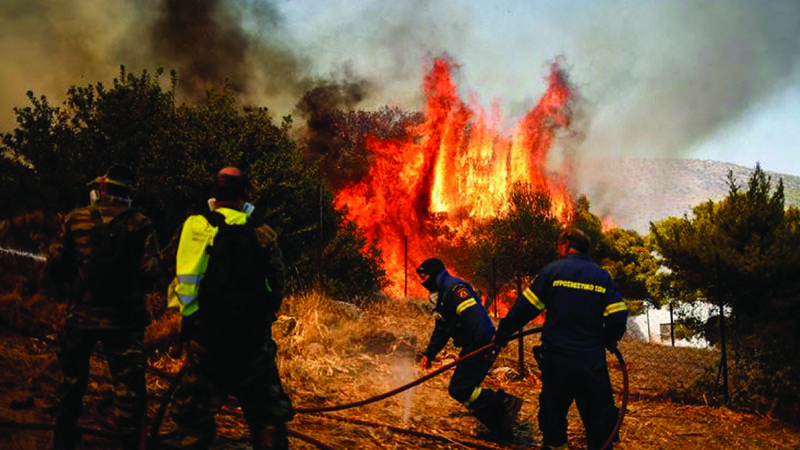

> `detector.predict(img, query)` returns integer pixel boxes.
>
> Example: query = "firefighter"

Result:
[161,167,293,450]
[494,228,629,450]
[417,258,523,439]
[46,165,160,450]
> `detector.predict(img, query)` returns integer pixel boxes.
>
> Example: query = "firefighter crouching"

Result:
[161,167,293,450]
[495,228,629,450]
[417,258,523,440]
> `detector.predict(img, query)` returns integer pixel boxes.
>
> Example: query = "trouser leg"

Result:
[53,329,95,450]
[538,351,573,449]
[236,341,294,450]
[250,423,290,450]
[159,342,225,450]
[448,346,494,404]
[104,331,147,450]
[575,362,618,450]
[448,348,521,435]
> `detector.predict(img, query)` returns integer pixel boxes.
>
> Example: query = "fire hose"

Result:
[602,347,628,450]
[294,326,629,450]
[1,323,628,449]
[147,327,545,447]
[149,325,628,449]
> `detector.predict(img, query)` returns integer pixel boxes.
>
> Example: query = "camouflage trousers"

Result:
[54,327,147,450]
[160,339,294,450]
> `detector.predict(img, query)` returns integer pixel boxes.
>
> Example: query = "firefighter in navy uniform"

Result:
[495,229,629,450]
[161,167,293,450]
[46,165,160,450]
[417,258,523,439]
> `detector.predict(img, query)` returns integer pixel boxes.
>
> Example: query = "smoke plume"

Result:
[0,0,319,129]
[2,0,798,192]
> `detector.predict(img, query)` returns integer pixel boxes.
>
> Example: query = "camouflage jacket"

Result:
[47,197,160,330]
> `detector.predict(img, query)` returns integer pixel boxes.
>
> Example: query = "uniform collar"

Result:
[565,252,592,261]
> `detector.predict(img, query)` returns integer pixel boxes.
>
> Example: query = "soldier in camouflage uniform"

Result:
[46,165,160,450]
[161,167,293,450]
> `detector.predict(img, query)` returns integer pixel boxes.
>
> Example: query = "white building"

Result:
[629,302,712,348]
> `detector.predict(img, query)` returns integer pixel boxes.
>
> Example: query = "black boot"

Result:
[53,418,80,450]
[252,423,289,450]
[470,389,523,440]
[499,390,523,432]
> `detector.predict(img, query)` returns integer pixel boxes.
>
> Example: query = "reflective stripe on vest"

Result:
[604,301,628,316]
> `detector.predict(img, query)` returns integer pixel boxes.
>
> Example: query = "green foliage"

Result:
[455,188,663,314]
[459,182,561,301]
[316,220,388,302]
[651,165,795,315]
[1,68,386,299]
[596,228,660,305]
[571,195,664,312]
[651,165,800,410]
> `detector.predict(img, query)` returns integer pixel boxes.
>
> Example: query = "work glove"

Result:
[604,338,619,353]
[419,355,432,371]
[483,344,499,362]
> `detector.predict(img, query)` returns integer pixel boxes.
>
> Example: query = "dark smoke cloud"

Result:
[151,0,252,95]
[149,0,313,102]
[3,0,799,172]
[0,0,344,130]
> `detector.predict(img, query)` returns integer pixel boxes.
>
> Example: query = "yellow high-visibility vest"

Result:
[167,207,248,316]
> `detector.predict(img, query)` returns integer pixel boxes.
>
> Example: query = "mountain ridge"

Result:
[578,158,800,234]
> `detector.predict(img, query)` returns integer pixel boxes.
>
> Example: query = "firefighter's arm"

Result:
[453,288,494,344]
[139,216,161,292]
[602,286,628,351]
[495,284,546,347]
[256,224,286,313]
[44,216,76,299]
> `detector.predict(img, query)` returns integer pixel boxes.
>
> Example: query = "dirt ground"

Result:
[1,330,799,450]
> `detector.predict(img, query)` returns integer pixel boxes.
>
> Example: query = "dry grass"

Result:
[1,290,799,449]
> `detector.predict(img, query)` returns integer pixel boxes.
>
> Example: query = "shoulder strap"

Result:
[201,210,228,228]
[112,208,138,225]
[90,207,137,227]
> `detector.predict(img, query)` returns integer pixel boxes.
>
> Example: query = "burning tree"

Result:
[328,56,581,298]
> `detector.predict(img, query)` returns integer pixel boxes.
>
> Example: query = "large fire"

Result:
[334,57,577,298]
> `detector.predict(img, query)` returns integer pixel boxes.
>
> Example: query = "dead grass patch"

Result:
[1,290,799,449]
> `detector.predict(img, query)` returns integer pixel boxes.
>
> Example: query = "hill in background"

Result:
[579,158,800,234]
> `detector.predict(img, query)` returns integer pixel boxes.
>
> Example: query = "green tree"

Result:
[571,195,664,315]
[651,166,790,330]
[1,68,386,300]
[651,165,800,412]
[596,228,662,315]
[460,182,561,307]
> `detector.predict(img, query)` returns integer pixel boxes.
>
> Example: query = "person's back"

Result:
[163,167,292,450]
[56,200,156,329]
[535,252,620,360]
[47,165,159,450]
[495,228,628,450]
[187,208,284,362]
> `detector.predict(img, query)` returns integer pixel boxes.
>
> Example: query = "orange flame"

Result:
[601,216,618,232]
[335,57,576,298]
